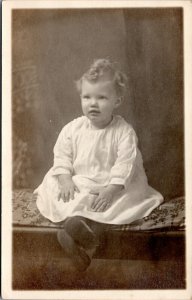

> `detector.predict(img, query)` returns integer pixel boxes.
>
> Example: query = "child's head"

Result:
[76,58,127,98]
[76,59,127,129]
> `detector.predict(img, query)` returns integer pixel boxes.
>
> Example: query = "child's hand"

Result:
[58,174,79,202]
[90,184,123,212]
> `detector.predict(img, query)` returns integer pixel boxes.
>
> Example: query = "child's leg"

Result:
[57,228,91,272]
[57,216,108,271]
[64,216,99,250]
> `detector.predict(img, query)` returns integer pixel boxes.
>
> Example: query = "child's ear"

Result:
[115,97,122,108]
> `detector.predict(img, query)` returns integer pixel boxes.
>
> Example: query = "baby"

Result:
[35,58,163,271]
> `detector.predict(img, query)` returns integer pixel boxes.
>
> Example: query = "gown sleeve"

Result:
[52,122,73,176]
[109,125,138,189]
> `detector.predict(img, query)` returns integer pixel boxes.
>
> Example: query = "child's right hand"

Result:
[58,174,79,202]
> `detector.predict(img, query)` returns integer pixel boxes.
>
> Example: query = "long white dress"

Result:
[35,115,163,224]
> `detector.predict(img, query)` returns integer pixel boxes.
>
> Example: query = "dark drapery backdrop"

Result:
[12,8,184,200]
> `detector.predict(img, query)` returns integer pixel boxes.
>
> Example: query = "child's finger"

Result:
[70,188,74,200]
[95,202,107,212]
[61,192,66,202]
[99,202,111,212]
[91,196,101,209]
[59,192,64,202]
[95,201,109,212]
[64,190,70,202]
[97,198,111,211]
[92,198,105,211]
[58,192,61,201]
[95,202,105,211]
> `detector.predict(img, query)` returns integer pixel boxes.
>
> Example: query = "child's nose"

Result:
[90,98,98,106]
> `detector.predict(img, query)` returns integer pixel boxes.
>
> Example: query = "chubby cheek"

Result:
[101,103,113,115]
[81,101,88,113]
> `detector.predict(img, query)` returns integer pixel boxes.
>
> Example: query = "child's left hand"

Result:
[90,184,124,212]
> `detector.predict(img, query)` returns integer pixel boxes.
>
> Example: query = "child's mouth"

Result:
[89,110,100,115]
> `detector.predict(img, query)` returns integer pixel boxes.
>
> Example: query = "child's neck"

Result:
[89,116,114,130]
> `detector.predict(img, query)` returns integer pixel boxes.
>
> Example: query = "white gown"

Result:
[34,115,163,224]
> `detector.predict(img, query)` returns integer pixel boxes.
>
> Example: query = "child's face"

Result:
[80,79,121,129]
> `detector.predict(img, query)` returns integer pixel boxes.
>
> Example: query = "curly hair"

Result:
[76,58,128,98]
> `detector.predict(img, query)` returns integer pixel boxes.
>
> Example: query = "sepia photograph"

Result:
[2,1,192,299]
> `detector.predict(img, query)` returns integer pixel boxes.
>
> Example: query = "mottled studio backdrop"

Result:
[12,8,184,199]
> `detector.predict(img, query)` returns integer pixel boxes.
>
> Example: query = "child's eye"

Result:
[98,95,107,100]
[82,95,90,100]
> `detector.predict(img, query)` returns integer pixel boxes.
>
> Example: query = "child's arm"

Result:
[109,125,138,189]
[91,125,138,212]
[52,123,79,202]
[52,123,73,176]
